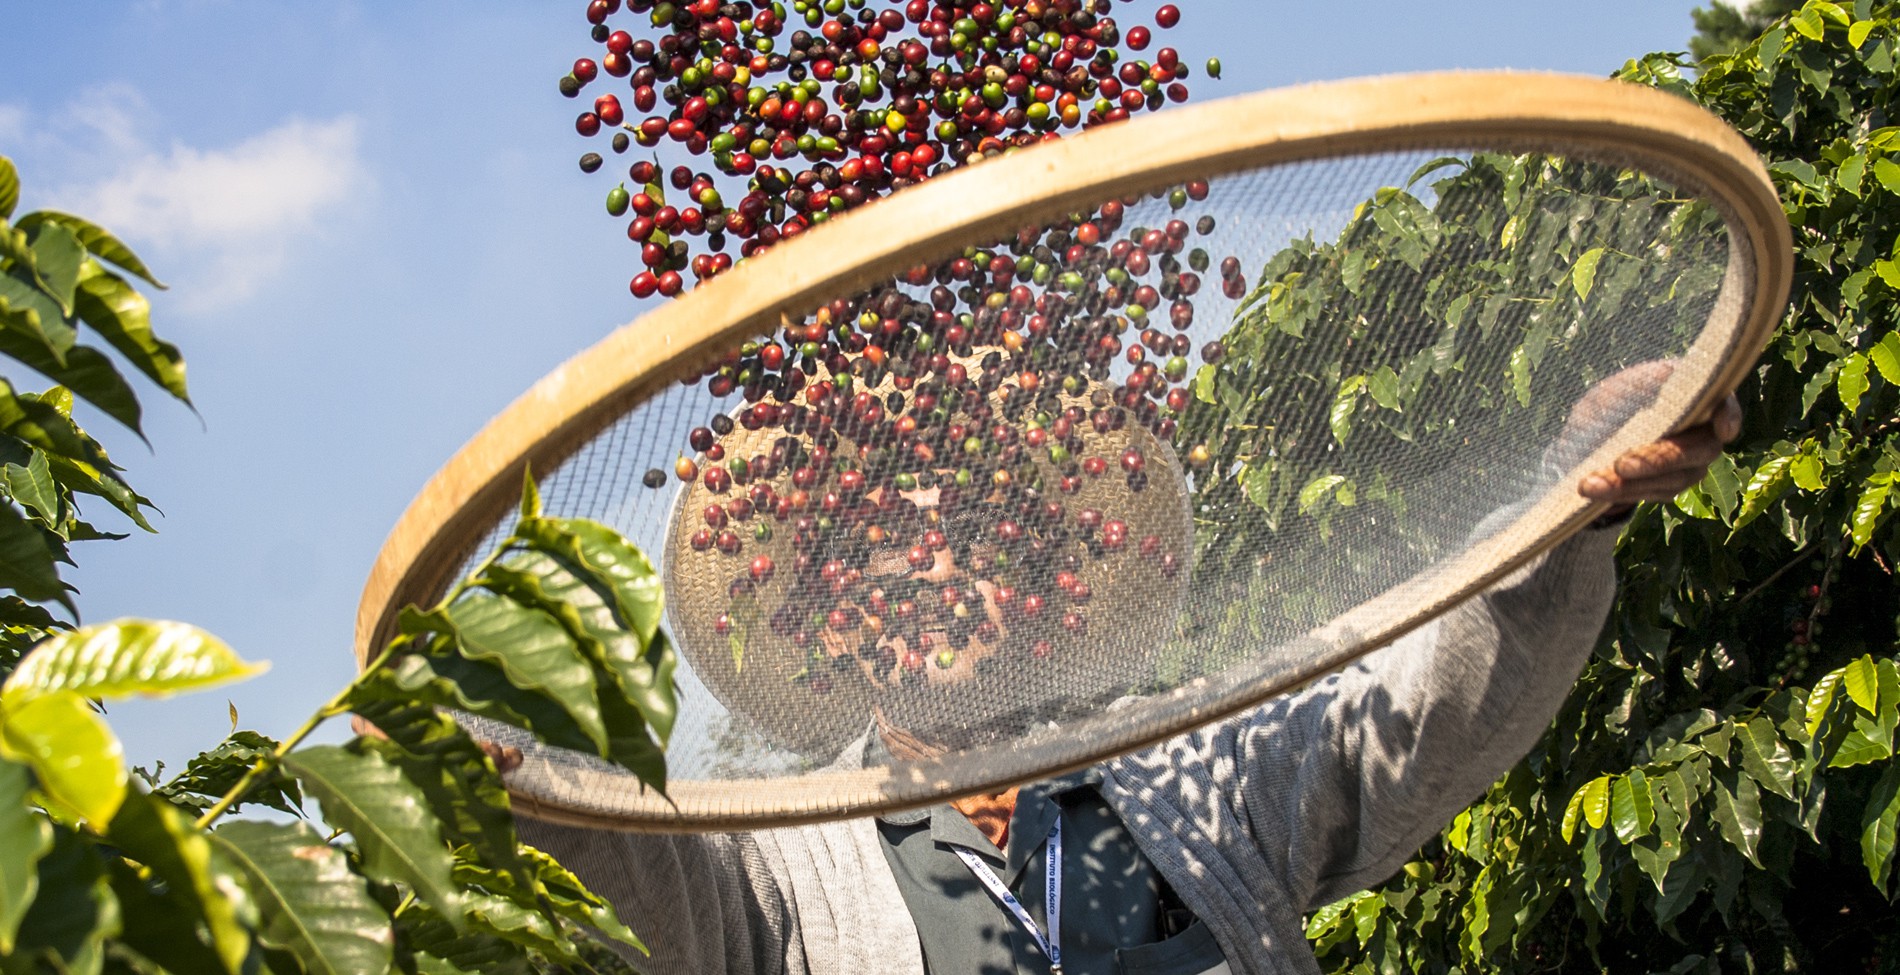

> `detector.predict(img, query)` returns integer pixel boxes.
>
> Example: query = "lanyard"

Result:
[953,818,1064,975]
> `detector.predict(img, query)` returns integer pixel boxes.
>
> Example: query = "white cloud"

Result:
[0,104,26,146]
[52,113,370,314]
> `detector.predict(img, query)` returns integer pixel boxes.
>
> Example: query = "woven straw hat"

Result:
[663,348,1194,758]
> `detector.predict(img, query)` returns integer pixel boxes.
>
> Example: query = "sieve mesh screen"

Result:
[439,143,1743,827]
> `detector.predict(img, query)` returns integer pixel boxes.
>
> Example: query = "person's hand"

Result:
[478,741,524,774]
[1572,362,1742,512]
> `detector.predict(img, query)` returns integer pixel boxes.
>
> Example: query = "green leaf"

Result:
[1845,654,1881,713]
[1871,332,1900,383]
[1570,246,1605,300]
[0,334,146,436]
[347,651,603,760]
[1839,351,1872,413]
[1240,461,1274,512]
[27,223,84,315]
[407,597,608,753]
[1508,345,1531,407]
[1632,772,1686,891]
[213,819,393,975]
[0,688,125,825]
[457,891,577,962]
[1808,667,1844,738]
[155,730,304,817]
[71,264,190,404]
[3,450,58,527]
[105,791,253,974]
[15,212,165,290]
[44,452,154,533]
[1366,365,1400,412]
[515,845,645,955]
[1838,151,1869,193]
[3,619,263,705]
[0,755,52,954]
[1862,762,1900,895]
[1834,726,1895,767]
[396,903,533,975]
[0,380,113,474]
[1612,769,1656,844]
[1791,451,1825,492]
[1329,375,1364,445]
[107,856,241,975]
[0,262,74,362]
[518,467,541,521]
[1791,6,1827,40]
[1875,156,1900,194]
[282,744,462,921]
[505,518,676,747]
[1711,769,1764,866]
[0,502,70,613]
[1850,18,1877,47]
[1732,455,1793,531]
[11,826,119,975]
[1736,717,1797,798]
[0,157,17,221]
[1580,775,1611,830]
[347,702,528,892]
[512,517,666,648]
[1192,363,1217,405]
[477,554,671,774]
[1851,473,1893,550]
[1298,474,1347,514]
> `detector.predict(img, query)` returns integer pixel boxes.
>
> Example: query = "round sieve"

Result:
[356,73,1792,830]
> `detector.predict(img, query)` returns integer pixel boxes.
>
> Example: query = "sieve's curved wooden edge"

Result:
[354,70,1793,828]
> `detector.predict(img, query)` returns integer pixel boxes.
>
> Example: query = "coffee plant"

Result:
[0,155,676,974]
[1300,2,1900,971]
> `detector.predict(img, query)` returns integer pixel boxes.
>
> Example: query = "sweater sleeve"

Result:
[1226,526,1619,910]
[515,818,801,975]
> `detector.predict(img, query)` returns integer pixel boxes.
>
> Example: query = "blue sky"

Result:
[1,1,1717,771]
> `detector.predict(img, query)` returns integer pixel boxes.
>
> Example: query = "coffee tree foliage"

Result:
[0,156,678,975]
[1693,0,1806,62]
[1177,144,1729,644]
[1293,2,1900,971]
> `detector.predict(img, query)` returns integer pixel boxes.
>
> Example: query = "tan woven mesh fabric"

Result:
[441,141,1767,829]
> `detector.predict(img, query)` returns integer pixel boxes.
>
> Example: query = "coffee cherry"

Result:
[675,456,699,482]
[749,554,776,583]
[715,529,742,554]
[643,468,667,488]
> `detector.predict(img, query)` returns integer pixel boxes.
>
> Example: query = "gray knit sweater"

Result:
[521,528,1618,975]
